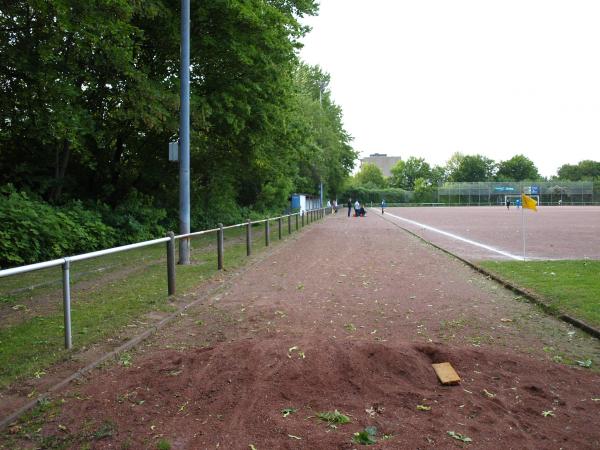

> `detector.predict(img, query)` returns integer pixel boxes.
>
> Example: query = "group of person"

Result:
[326,198,388,217]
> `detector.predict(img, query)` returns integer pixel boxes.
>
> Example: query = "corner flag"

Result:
[521,193,537,212]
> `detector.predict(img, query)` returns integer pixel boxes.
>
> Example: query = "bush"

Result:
[97,191,167,244]
[339,187,413,204]
[0,186,117,268]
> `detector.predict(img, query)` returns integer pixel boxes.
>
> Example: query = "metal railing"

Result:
[0,207,330,349]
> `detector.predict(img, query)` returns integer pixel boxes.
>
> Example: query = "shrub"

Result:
[0,185,117,268]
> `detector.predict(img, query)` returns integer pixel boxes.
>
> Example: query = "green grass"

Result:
[480,260,600,328]
[0,221,294,388]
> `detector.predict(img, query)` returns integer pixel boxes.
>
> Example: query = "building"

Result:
[359,153,402,177]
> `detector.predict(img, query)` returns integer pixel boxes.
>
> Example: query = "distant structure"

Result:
[359,153,402,177]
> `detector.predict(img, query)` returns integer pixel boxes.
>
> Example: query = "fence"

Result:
[437,181,597,206]
[0,207,329,350]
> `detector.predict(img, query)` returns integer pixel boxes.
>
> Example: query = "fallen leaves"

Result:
[541,410,555,417]
[416,404,431,411]
[447,431,472,442]
[287,346,305,359]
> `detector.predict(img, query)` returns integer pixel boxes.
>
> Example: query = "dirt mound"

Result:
[26,338,600,449]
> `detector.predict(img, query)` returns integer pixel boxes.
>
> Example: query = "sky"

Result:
[299,0,600,178]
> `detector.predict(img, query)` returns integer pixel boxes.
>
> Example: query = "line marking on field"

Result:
[379,210,524,261]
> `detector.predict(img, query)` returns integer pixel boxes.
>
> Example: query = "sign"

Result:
[494,186,515,192]
[168,141,178,162]
[530,185,539,195]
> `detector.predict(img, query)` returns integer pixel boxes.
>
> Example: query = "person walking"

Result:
[354,199,360,216]
[347,198,352,217]
[381,199,386,214]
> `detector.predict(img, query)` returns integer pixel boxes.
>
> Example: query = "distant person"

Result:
[354,200,361,216]
[332,200,338,214]
[381,199,386,214]
[347,198,352,217]
[516,198,521,209]
[506,199,511,210]
[359,205,367,217]
[558,199,562,206]
[327,200,331,212]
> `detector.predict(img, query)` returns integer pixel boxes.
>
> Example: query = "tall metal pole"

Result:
[179,0,191,264]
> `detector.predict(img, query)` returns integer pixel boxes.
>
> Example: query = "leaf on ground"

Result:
[287,346,305,359]
[353,426,378,445]
[500,318,512,322]
[281,408,297,417]
[576,359,592,368]
[288,435,302,440]
[483,389,495,398]
[416,405,431,411]
[316,409,351,424]
[249,445,257,450]
[296,283,304,290]
[447,431,472,442]
[542,410,555,417]
[344,323,356,332]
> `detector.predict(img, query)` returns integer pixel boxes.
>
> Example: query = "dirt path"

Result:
[2,213,600,449]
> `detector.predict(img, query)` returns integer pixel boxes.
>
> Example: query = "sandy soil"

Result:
[2,212,599,449]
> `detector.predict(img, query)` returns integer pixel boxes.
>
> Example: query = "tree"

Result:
[450,154,496,182]
[389,157,431,190]
[429,165,447,185]
[354,163,386,188]
[496,154,540,181]
[557,160,600,180]
[444,152,465,181]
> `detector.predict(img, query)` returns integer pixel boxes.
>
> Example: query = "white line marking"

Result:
[378,209,524,261]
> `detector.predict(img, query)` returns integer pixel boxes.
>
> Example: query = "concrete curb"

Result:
[0,218,323,431]
[376,210,600,341]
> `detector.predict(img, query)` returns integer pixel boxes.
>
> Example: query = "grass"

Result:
[480,260,600,328]
[0,217,311,388]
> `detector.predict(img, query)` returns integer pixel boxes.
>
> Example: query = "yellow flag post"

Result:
[521,193,538,260]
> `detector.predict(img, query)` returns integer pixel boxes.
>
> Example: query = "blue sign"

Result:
[530,185,539,195]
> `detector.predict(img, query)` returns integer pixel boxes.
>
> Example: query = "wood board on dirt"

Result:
[432,362,461,385]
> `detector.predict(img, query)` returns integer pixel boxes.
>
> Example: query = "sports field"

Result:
[382,206,600,261]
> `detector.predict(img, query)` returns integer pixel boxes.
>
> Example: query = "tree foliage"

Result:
[353,163,386,188]
[0,0,355,241]
[496,154,540,181]
[389,157,431,190]
[557,160,600,181]
[449,154,496,182]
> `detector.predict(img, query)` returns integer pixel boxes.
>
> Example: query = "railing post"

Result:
[62,257,72,350]
[265,219,270,246]
[278,217,282,240]
[167,231,176,295]
[301,211,304,227]
[288,214,291,234]
[246,219,252,256]
[217,224,224,270]
[295,213,299,230]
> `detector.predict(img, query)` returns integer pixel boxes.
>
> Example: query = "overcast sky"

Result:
[299,0,600,177]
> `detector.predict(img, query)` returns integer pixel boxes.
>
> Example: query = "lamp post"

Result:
[179,0,191,264]
[318,81,327,207]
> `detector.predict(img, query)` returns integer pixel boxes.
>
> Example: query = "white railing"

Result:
[0,208,330,349]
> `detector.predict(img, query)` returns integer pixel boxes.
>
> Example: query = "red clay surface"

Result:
[2,213,600,449]
[382,206,600,261]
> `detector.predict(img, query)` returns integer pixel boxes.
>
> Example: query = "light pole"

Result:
[318,81,327,207]
[179,0,191,264]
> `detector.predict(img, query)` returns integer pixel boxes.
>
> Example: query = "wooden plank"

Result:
[432,362,461,385]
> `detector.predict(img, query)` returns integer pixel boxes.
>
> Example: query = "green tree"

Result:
[557,160,600,180]
[389,157,431,190]
[354,163,386,188]
[496,154,540,181]
[450,154,496,181]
